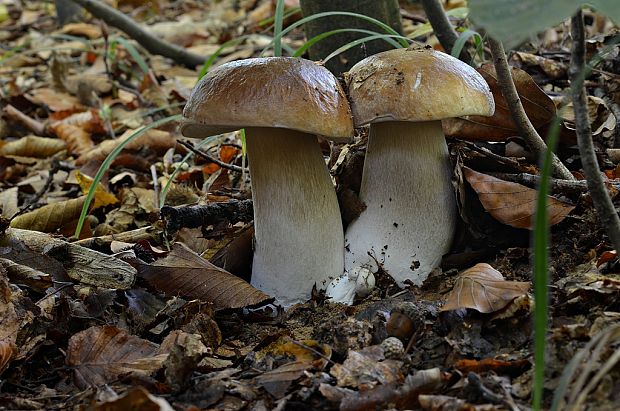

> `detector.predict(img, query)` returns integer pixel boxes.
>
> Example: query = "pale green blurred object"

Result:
[469,0,619,49]
[0,4,9,23]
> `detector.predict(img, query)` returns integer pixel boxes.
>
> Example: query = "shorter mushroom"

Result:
[182,57,353,306]
[329,47,494,302]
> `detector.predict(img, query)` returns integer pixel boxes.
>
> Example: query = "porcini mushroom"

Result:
[335,46,494,296]
[181,57,353,306]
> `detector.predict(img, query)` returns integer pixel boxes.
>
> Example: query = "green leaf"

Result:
[469,0,619,49]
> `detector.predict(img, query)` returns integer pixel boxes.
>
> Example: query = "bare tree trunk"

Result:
[299,0,403,75]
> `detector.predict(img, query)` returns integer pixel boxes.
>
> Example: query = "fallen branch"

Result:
[67,0,207,68]
[160,199,254,235]
[488,37,575,181]
[570,10,620,253]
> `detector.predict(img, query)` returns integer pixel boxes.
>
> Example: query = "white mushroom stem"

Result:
[344,120,456,286]
[245,127,344,306]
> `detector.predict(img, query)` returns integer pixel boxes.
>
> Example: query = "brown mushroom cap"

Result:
[345,46,495,127]
[181,57,353,142]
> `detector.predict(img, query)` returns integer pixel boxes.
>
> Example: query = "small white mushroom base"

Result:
[246,128,344,307]
[344,121,456,286]
[325,266,375,305]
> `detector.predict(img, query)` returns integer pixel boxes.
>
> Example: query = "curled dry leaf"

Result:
[25,87,81,112]
[0,136,66,158]
[10,196,88,232]
[0,258,53,292]
[443,63,555,141]
[47,122,94,156]
[137,242,271,310]
[66,325,169,389]
[92,387,174,411]
[464,167,574,229]
[76,128,176,165]
[75,172,119,209]
[441,263,530,313]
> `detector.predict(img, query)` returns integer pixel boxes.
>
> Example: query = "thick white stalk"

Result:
[344,120,456,286]
[246,127,344,306]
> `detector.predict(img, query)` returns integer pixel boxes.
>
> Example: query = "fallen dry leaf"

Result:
[137,242,271,310]
[25,87,81,112]
[10,196,88,232]
[0,136,66,158]
[66,325,169,389]
[441,263,530,313]
[47,122,94,156]
[93,387,174,411]
[444,64,556,141]
[3,228,136,289]
[454,357,531,377]
[75,172,119,209]
[464,167,575,229]
[76,128,176,165]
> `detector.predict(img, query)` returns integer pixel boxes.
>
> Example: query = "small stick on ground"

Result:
[3,104,46,136]
[420,0,472,64]
[160,199,254,235]
[570,10,620,253]
[67,0,206,68]
[488,37,575,181]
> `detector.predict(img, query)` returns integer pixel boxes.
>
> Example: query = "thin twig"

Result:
[67,0,206,68]
[420,0,472,64]
[488,37,575,181]
[3,104,46,136]
[570,10,620,253]
[179,139,247,173]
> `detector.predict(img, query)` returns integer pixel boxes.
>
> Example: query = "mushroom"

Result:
[334,46,494,297]
[181,57,353,306]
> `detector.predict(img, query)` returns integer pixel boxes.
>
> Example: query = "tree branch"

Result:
[488,36,575,181]
[570,10,620,253]
[420,0,471,64]
[68,0,207,68]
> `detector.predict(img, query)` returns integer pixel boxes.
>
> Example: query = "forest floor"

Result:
[1,1,620,410]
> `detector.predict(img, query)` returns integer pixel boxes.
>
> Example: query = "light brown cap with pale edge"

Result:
[181,57,354,142]
[345,46,495,127]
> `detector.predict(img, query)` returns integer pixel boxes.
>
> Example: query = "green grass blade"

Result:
[451,29,481,61]
[112,36,150,74]
[293,28,402,57]
[261,11,409,56]
[322,34,410,64]
[75,114,182,238]
[258,6,301,27]
[532,116,561,411]
[196,36,250,80]
[273,0,286,56]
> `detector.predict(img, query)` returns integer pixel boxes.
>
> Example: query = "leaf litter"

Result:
[0,0,620,410]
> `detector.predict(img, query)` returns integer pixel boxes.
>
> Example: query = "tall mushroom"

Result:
[181,57,353,306]
[338,46,494,295]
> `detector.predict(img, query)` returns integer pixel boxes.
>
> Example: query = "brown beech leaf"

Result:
[66,325,168,389]
[47,122,94,156]
[444,64,556,141]
[25,87,81,112]
[76,128,176,165]
[0,136,66,158]
[137,242,271,310]
[464,167,574,229]
[93,387,174,411]
[10,196,87,232]
[441,263,530,313]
